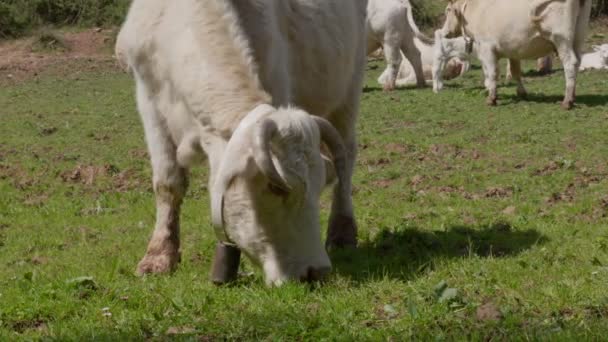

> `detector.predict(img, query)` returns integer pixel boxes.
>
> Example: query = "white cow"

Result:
[431,30,476,93]
[580,44,608,70]
[115,0,366,286]
[441,0,592,109]
[377,38,468,88]
[367,0,429,90]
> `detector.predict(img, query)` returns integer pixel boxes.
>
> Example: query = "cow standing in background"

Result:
[441,0,592,109]
[367,0,429,90]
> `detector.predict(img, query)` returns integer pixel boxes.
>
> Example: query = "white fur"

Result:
[116,0,366,285]
[441,0,592,108]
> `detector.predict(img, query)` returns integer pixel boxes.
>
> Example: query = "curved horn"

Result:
[253,118,291,192]
[312,117,347,184]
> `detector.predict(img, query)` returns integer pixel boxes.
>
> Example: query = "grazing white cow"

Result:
[579,44,608,70]
[115,0,366,286]
[431,30,476,93]
[377,38,468,88]
[441,0,592,109]
[367,0,429,90]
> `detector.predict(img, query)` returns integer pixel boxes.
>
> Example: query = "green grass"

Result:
[1,55,608,340]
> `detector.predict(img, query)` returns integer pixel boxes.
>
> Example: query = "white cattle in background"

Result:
[367,0,429,90]
[377,38,469,88]
[431,30,476,93]
[441,0,592,109]
[115,0,367,286]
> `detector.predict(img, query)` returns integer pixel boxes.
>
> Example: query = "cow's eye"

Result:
[268,182,289,197]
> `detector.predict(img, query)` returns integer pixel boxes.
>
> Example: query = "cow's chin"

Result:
[222,178,331,286]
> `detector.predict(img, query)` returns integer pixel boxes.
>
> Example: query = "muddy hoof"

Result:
[136,252,180,275]
[326,214,358,250]
[561,100,573,110]
[210,242,241,285]
[486,97,497,106]
[383,83,395,92]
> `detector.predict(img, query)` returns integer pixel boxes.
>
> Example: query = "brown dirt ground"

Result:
[0,28,122,85]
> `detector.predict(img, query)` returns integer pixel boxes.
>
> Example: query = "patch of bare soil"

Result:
[0,28,121,84]
[60,164,144,192]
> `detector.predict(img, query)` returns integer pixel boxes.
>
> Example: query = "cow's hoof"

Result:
[136,252,180,275]
[383,83,395,92]
[486,97,497,106]
[326,214,358,250]
[517,89,528,99]
[210,243,241,285]
[561,100,574,110]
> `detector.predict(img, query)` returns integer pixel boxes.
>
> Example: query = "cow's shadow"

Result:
[501,93,608,107]
[329,222,547,282]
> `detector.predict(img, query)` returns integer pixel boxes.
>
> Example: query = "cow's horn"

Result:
[253,118,291,192]
[312,117,346,186]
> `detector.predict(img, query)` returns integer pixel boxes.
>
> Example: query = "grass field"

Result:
[1,32,608,339]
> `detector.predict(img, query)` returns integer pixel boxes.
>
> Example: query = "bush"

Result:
[0,0,606,39]
[0,0,131,38]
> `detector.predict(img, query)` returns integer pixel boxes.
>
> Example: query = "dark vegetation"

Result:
[3,0,604,39]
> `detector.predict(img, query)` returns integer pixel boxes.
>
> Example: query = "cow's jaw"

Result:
[223,177,331,286]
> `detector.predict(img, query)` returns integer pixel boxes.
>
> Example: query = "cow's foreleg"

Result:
[135,80,188,275]
[480,47,499,106]
[432,57,446,93]
[381,41,401,91]
[326,106,358,250]
[556,42,579,110]
[508,59,528,99]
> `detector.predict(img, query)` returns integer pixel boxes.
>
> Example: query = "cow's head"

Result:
[441,0,467,38]
[211,104,344,286]
[593,44,608,65]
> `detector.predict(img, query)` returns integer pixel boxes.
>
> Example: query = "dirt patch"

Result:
[476,302,503,322]
[0,28,120,84]
[534,161,561,176]
[546,183,576,205]
[10,318,48,334]
[372,178,399,189]
[385,142,410,154]
[60,164,144,192]
[484,187,514,199]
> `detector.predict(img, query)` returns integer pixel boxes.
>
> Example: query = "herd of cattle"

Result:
[114,0,606,286]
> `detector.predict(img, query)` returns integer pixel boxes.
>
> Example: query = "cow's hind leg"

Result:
[555,40,579,109]
[135,78,188,275]
[508,59,528,98]
[381,41,402,91]
[400,35,425,88]
[326,104,359,249]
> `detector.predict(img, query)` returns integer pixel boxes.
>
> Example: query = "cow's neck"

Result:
[198,0,273,140]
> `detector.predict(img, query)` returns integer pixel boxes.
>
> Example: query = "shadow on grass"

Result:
[330,222,547,282]
[500,93,608,107]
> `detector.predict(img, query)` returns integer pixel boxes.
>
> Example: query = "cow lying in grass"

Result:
[580,44,608,70]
